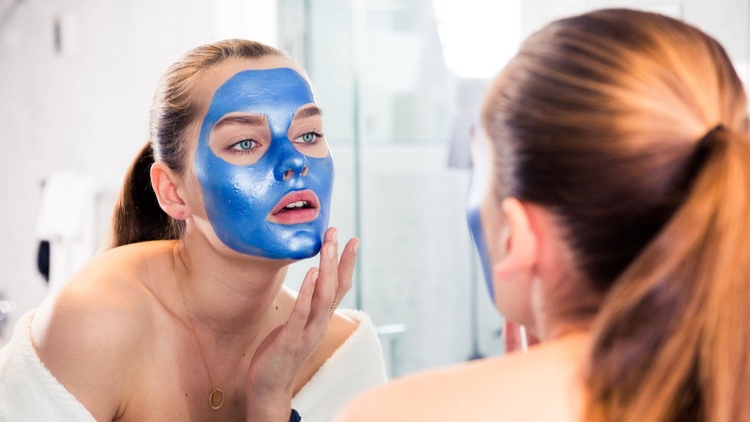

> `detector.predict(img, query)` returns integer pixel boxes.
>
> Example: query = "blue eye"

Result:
[295,132,321,144]
[231,139,257,152]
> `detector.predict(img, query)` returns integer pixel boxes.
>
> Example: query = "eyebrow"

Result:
[212,106,322,130]
[213,114,267,129]
[294,106,323,120]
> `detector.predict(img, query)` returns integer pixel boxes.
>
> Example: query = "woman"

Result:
[340,9,749,422]
[0,40,386,421]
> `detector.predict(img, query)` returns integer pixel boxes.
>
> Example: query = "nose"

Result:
[273,149,310,181]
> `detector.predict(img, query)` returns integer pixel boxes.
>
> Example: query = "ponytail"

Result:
[109,142,183,248]
[586,127,750,421]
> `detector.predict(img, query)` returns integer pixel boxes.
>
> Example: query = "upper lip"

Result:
[268,189,320,216]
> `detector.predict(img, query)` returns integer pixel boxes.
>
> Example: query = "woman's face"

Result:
[190,56,334,260]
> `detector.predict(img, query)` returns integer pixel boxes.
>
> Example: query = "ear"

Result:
[493,197,538,284]
[150,162,191,220]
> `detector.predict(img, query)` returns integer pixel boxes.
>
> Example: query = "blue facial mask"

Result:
[466,127,495,300]
[194,68,334,260]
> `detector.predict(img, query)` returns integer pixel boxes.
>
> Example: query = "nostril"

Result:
[275,154,309,181]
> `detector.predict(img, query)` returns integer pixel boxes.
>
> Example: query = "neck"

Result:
[172,235,290,340]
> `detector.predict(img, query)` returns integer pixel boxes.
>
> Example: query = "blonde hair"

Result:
[482,9,750,421]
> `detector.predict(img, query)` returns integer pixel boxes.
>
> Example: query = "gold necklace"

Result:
[178,284,224,410]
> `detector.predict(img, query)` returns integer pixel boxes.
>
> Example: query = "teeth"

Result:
[284,201,308,209]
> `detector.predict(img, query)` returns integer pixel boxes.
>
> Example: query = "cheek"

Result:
[292,138,330,159]
[176,170,207,218]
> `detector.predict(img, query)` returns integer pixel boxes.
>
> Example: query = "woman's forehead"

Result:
[204,56,307,94]
[201,68,317,139]
[190,57,308,119]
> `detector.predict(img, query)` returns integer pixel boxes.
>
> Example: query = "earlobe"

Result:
[493,197,538,282]
[150,162,191,220]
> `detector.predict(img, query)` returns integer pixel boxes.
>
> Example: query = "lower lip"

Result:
[269,208,319,224]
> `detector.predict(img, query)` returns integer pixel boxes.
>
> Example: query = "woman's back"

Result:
[341,9,750,422]
[343,334,589,421]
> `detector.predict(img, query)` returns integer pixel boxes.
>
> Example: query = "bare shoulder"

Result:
[338,357,505,422]
[339,336,587,422]
[31,243,167,420]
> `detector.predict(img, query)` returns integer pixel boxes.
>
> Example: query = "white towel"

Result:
[35,172,100,293]
[292,309,388,421]
[0,311,96,421]
[0,310,386,421]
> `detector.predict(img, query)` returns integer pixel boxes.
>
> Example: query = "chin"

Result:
[281,248,320,261]
[220,224,325,260]
[279,225,325,258]
[276,241,322,260]
[258,231,323,260]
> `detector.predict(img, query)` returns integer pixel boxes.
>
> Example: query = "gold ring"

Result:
[329,299,337,312]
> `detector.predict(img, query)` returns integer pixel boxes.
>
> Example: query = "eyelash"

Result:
[225,131,323,155]
[227,139,259,155]
[294,131,324,145]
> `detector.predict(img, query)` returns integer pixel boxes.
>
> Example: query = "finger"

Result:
[331,228,339,286]
[315,227,339,302]
[327,229,340,310]
[332,237,358,307]
[287,268,318,335]
[324,227,339,299]
[324,226,336,242]
[307,241,337,330]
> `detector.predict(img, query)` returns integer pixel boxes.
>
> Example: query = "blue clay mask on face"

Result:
[194,67,334,260]
[466,126,495,300]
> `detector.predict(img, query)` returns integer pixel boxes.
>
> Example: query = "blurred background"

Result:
[0,0,747,378]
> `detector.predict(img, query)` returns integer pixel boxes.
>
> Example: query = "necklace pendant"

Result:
[209,388,224,410]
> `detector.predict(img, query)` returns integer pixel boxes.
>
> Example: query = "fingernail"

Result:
[353,239,360,254]
[327,244,334,259]
[332,229,338,243]
[312,270,319,283]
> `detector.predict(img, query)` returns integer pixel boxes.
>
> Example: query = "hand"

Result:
[244,227,358,421]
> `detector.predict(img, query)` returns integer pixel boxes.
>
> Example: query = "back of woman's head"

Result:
[482,8,750,421]
[110,39,284,248]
